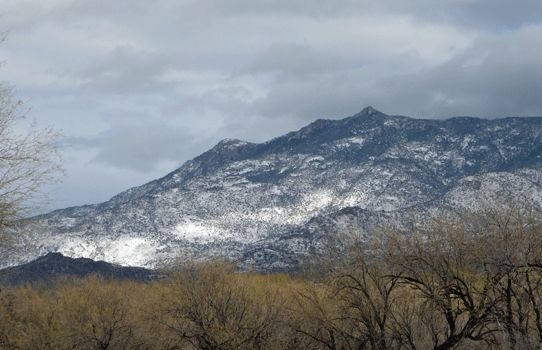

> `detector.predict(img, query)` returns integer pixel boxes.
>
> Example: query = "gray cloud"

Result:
[375,26,542,118]
[439,0,542,32]
[73,124,192,172]
[243,43,353,79]
[75,46,175,95]
[5,0,542,211]
[208,0,542,30]
[238,25,542,122]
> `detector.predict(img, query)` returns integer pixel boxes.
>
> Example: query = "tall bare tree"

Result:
[0,34,64,249]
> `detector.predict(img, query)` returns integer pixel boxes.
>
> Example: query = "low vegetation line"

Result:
[2,203,542,350]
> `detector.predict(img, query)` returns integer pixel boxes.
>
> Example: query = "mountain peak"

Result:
[212,138,254,152]
[216,138,247,146]
[199,138,256,163]
[358,106,383,116]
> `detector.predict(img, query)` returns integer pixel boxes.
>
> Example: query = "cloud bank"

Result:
[1,0,542,209]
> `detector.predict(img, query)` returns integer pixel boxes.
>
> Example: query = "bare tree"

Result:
[155,261,285,350]
[0,36,64,248]
[379,219,503,350]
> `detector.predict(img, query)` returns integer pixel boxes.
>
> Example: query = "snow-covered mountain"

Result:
[6,106,542,270]
[243,170,542,271]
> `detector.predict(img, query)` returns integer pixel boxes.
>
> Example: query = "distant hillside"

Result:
[0,253,155,286]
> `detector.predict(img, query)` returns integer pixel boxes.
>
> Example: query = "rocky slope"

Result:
[5,106,542,270]
[242,169,542,271]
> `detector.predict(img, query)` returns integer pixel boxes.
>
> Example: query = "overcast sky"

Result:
[1,0,542,211]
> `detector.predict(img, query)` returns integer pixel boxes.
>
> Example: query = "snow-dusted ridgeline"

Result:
[6,107,542,270]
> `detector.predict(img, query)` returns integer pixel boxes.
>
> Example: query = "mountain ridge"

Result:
[5,106,542,270]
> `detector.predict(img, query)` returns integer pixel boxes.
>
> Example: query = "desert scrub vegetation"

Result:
[2,204,542,349]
